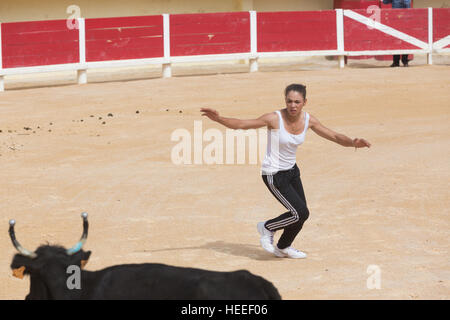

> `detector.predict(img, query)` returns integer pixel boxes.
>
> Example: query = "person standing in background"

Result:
[382,0,412,67]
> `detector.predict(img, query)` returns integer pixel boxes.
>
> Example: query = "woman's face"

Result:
[285,90,306,117]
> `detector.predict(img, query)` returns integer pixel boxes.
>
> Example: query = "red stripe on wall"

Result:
[257,11,337,52]
[170,12,250,56]
[433,8,450,47]
[344,9,426,51]
[1,20,79,68]
[85,15,164,62]
[348,8,428,43]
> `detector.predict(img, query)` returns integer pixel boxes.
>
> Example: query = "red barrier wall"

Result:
[335,1,412,60]
[344,8,428,51]
[433,8,450,49]
[1,20,79,68]
[257,11,337,52]
[0,9,448,72]
[85,15,164,62]
[170,12,250,56]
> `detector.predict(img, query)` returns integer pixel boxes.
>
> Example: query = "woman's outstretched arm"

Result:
[309,114,371,148]
[200,108,277,130]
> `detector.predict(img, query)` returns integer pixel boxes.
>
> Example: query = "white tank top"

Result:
[261,110,309,175]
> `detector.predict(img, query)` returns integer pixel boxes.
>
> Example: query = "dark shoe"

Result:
[390,63,400,67]
[403,61,409,67]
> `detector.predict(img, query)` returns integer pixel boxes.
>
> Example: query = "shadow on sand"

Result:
[140,240,279,261]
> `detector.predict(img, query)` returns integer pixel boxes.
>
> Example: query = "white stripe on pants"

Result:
[265,174,300,230]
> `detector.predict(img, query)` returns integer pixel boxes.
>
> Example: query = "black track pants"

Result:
[262,164,310,249]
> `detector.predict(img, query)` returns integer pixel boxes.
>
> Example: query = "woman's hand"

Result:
[353,138,371,148]
[200,108,221,122]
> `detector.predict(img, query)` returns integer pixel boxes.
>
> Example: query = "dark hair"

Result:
[284,84,306,100]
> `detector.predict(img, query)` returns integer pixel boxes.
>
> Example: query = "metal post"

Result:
[162,13,172,78]
[162,63,172,78]
[0,22,4,91]
[339,56,345,68]
[427,7,433,65]
[77,70,87,84]
[249,58,258,72]
[77,17,87,84]
[336,9,345,68]
[249,10,258,72]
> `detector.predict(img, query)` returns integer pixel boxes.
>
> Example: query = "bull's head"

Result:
[9,213,91,299]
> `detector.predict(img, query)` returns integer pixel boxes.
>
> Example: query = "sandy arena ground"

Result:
[0,56,449,300]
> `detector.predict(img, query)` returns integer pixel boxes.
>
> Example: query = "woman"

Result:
[200,84,371,259]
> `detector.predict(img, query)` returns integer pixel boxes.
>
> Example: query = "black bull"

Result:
[9,214,281,300]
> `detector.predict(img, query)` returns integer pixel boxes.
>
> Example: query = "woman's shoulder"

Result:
[256,111,279,129]
[306,113,321,128]
[259,110,279,119]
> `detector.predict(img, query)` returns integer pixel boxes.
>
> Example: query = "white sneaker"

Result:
[257,222,275,254]
[274,246,307,259]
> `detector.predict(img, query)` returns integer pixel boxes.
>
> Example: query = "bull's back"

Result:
[194,270,282,300]
[84,264,281,300]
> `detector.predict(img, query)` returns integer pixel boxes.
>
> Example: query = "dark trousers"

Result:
[393,54,409,65]
[262,164,309,249]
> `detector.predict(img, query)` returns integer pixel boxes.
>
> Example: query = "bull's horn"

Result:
[9,220,37,259]
[66,212,89,255]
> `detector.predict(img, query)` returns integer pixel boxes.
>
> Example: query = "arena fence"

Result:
[0,8,449,91]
